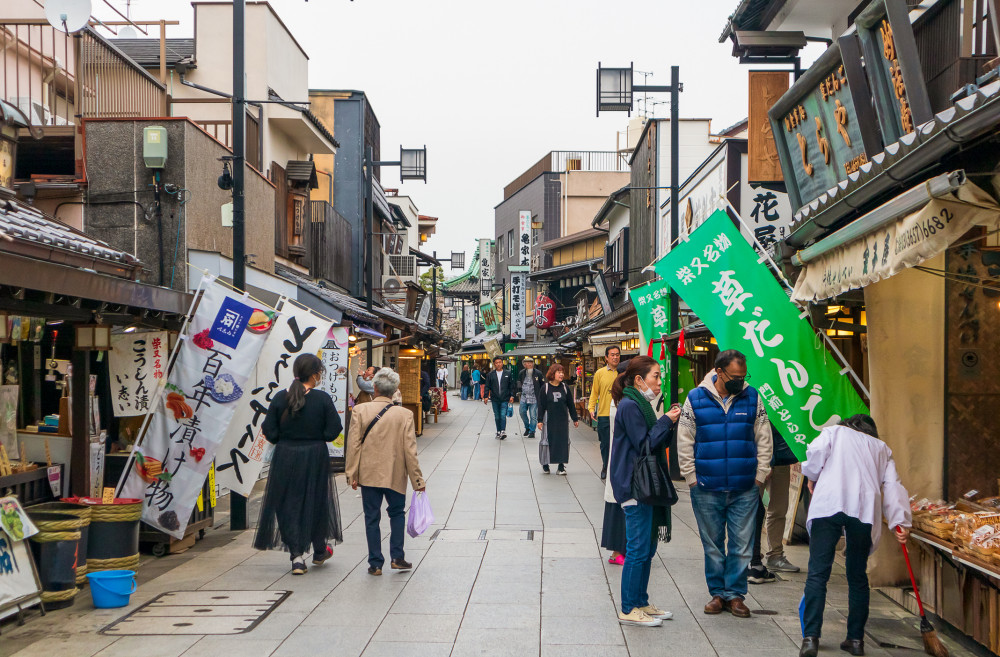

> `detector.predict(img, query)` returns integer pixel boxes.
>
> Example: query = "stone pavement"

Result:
[0,395,977,657]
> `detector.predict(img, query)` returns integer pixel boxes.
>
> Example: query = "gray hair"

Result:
[373,367,400,397]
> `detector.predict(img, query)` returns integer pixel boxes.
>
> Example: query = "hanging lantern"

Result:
[534,294,556,329]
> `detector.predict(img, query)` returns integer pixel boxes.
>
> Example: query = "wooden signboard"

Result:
[748,71,789,183]
[784,463,804,545]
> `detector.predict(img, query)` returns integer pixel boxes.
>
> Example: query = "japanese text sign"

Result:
[510,273,526,340]
[631,279,672,353]
[319,327,350,458]
[518,211,531,267]
[464,304,476,337]
[480,302,500,333]
[654,210,868,459]
[109,331,168,418]
[478,238,493,304]
[216,302,333,497]
[118,280,270,538]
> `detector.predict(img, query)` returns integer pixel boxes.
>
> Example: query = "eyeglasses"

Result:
[722,372,750,382]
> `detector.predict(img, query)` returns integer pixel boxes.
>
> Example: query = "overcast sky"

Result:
[92,0,806,276]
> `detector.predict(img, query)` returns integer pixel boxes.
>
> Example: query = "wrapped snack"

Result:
[967,524,999,559]
[952,513,977,544]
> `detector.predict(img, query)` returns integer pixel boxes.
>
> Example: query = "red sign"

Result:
[534,295,556,329]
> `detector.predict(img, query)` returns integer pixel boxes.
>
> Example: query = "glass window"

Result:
[498,234,504,261]
[508,229,515,257]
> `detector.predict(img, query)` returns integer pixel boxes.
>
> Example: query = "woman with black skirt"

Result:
[253,353,344,575]
[536,364,579,475]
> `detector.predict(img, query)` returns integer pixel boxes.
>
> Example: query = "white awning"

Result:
[792,180,1000,302]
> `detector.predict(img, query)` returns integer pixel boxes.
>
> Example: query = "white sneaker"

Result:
[618,608,663,627]
[640,604,673,620]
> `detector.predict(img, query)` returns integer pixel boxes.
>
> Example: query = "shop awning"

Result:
[791,174,1000,302]
[502,343,563,358]
[527,258,603,281]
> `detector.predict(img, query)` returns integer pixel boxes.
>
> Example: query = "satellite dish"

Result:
[118,25,138,38]
[45,0,92,33]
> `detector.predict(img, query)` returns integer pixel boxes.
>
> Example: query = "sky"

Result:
[91,0,798,277]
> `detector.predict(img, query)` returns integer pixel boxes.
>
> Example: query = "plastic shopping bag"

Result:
[506,402,514,418]
[406,490,434,538]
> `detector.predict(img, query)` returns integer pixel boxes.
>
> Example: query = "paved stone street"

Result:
[0,396,976,657]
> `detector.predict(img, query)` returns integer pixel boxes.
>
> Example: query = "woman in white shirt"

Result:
[798,414,912,657]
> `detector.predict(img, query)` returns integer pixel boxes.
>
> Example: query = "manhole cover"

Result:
[101,590,290,636]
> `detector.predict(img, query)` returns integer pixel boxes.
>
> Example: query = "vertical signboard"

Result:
[480,302,500,333]
[855,0,933,144]
[478,238,493,304]
[768,36,882,210]
[109,331,168,417]
[510,272,526,340]
[319,327,350,458]
[518,211,532,267]
[463,303,476,337]
[748,71,789,183]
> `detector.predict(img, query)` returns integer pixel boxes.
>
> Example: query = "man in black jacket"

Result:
[516,357,545,438]
[483,356,514,439]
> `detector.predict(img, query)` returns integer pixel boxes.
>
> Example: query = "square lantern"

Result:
[450,251,465,270]
[75,324,111,351]
[400,146,427,182]
[597,63,634,115]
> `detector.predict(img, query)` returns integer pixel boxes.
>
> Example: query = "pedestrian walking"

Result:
[749,426,800,585]
[253,353,344,575]
[536,364,579,474]
[345,368,427,576]
[609,355,679,627]
[678,349,772,619]
[517,357,545,438]
[601,397,626,565]
[588,346,621,480]
[355,366,376,405]
[798,414,911,657]
[436,364,448,389]
[471,366,482,400]
[483,356,513,440]
[460,364,472,400]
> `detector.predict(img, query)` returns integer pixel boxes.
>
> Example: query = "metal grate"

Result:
[389,254,416,277]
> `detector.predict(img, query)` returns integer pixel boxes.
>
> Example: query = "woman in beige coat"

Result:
[346,368,426,576]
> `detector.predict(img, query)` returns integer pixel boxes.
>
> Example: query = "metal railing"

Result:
[503,150,628,199]
[79,28,166,118]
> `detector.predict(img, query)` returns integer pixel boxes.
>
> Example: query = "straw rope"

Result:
[30,530,81,543]
[32,517,87,532]
[88,554,140,571]
[40,588,78,603]
[89,504,142,522]
[75,563,89,585]
[32,505,92,521]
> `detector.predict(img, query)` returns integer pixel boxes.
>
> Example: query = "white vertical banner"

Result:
[510,273,526,340]
[109,331,168,417]
[319,327,350,458]
[118,279,271,539]
[215,301,334,497]
[463,304,476,337]
[478,238,493,304]
[518,211,531,267]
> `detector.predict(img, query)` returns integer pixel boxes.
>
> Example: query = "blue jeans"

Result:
[621,503,657,614]
[519,402,537,435]
[460,385,470,400]
[491,400,508,432]
[473,383,481,400]
[689,486,758,600]
[361,486,406,569]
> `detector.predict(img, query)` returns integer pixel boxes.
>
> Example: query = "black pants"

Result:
[802,513,873,640]
[597,416,610,470]
[361,486,406,569]
[751,494,765,567]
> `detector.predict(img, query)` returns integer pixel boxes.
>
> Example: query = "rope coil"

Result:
[89,503,142,523]
[30,530,81,543]
[40,588,78,603]
[87,553,140,572]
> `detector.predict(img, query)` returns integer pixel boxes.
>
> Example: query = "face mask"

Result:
[638,380,658,401]
[722,375,743,396]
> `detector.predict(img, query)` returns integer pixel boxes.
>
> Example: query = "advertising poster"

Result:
[109,331,168,417]
[319,327,350,458]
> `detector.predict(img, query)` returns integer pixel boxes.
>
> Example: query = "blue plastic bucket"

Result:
[86,570,137,608]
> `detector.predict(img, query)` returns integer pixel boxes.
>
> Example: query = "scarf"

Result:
[621,384,672,543]
[621,385,657,428]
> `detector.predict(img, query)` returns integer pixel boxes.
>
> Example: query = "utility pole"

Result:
[431,251,438,329]
[668,65,680,413]
[229,0,248,531]
[364,145,375,365]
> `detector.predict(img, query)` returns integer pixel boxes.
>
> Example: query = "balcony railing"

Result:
[503,150,628,199]
[0,21,166,127]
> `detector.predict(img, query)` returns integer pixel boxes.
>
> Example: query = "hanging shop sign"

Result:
[518,211,532,267]
[533,294,556,329]
[109,331,168,417]
[792,181,1000,301]
[654,209,869,459]
[417,296,432,327]
[768,36,882,211]
[478,238,493,305]
[319,327,350,459]
[215,301,333,497]
[748,71,790,183]
[855,0,933,144]
[510,273,527,340]
[119,279,270,539]
[480,301,500,333]
[463,304,476,337]
[630,279,672,353]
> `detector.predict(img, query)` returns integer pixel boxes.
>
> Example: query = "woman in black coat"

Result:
[536,364,579,475]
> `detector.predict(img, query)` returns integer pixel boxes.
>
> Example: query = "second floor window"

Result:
[498,234,505,261]
[508,229,515,258]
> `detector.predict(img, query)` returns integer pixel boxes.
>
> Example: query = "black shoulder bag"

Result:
[631,430,678,507]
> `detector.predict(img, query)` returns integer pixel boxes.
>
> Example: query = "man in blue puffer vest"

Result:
[678,349,773,619]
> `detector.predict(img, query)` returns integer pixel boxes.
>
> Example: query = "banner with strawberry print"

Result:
[118,277,272,538]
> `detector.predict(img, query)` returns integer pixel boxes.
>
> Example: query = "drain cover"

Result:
[101,590,290,635]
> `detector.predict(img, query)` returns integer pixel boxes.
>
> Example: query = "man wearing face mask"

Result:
[677,349,773,620]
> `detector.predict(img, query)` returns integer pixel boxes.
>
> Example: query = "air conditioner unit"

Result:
[382,276,405,294]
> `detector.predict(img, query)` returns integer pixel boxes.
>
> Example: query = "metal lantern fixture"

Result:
[0,100,28,193]
[400,146,427,182]
[74,324,111,351]
[597,63,634,115]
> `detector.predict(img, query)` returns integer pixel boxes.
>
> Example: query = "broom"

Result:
[898,528,949,657]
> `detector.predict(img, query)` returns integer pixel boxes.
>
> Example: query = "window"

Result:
[508,229,515,258]
[532,227,540,245]
[498,234,504,261]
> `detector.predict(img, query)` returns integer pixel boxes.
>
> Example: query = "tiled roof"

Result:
[108,38,195,67]
[286,160,318,188]
[0,197,140,273]
[274,263,378,323]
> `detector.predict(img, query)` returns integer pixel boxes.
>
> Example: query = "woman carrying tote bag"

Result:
[609,356,680,627]
[536,364,579,475]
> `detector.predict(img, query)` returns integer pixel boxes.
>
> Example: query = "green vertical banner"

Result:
[653,210,867,460]
[630,279,673,397]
